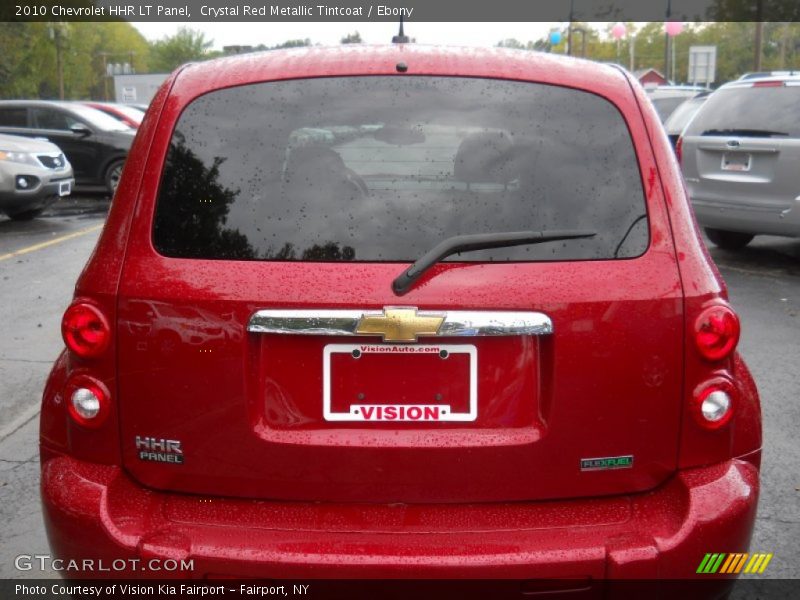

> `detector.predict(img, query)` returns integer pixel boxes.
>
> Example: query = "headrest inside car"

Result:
[453,131,514,185]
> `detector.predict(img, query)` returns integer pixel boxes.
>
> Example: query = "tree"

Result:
[0,22,150,100]
[341,31,362,44]
[270,39,312,50]
[149,27,212,73]
[496,38,534,50]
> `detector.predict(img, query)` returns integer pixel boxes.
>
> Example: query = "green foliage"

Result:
[148,27,213,73]
[341,31,362,44]
[270,39,313,50]
[508,22,800,86]
[0,22,150,100]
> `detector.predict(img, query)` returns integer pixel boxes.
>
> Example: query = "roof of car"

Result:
[171,44,632,102]
[721,74,800,89]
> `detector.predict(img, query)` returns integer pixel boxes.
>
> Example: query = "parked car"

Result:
[0,100,135,194]
[646,85,707,122]
[124,103,150,112]
[679,75,800,249]
[738,70,799,80]
[0,132,73,220]
[83,101,145,129]
[42,46,760,591]
[663,92,709,148]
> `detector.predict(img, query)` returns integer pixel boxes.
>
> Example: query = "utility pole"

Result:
[664,0,672,83]
[98,52,110,101]
[567,0,574,56]
[49,24,65,100]
[754,22,764,72]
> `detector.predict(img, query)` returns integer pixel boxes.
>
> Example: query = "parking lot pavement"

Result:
[0,197,797,581]
[707,238,800,581]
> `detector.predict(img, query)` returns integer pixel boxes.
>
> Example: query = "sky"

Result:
[132,22,570,50]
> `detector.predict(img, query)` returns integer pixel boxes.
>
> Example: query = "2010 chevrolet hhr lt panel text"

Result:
[40,45,761,591]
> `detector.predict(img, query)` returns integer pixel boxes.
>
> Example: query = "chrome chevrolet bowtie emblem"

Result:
[355,307,445,342]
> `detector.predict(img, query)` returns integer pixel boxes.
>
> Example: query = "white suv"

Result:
[679,76,800,249]
[0,133,73,220]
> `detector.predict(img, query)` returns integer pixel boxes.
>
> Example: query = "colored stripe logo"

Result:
[697,553,773,574]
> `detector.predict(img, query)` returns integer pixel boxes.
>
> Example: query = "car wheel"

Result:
[104,160,125,195]
[7,207,44,221]
[704,228,754,250]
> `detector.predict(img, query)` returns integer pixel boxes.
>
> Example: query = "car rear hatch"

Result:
[116,73,684,503]
[682,80,800,217]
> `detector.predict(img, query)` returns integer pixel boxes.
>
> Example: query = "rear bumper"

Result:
[690,194,800,237]
[40,453,758,581]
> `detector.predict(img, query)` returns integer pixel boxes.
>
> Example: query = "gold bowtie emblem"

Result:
[355,308,445,343]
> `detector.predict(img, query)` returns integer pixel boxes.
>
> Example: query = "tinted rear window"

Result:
[153,76,648,262]
[0,108,28,127]
[684,85,800,138]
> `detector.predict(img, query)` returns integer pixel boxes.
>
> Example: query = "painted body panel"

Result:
[40,45,761,579]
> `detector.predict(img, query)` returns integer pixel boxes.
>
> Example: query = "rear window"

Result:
[0,108,28,127]
[684,84,800,138]
[664,96,707,135]
[153,76,648,262]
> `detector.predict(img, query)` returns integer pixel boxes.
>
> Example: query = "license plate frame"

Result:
[721,152,751,172]
[58,180,71,196]
[323,343,478,422]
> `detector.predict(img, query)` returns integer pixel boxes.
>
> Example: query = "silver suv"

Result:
[680,76,800,249]
[0,133,73,220]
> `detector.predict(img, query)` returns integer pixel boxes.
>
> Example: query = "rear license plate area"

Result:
[721,152,751,172]
[323,343,477,422]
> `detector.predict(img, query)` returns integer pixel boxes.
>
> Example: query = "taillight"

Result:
[675,136,683,164]
[694,305,739,361]
[62,302,111,358]
[692,380,734,430]
[64,374,110,429]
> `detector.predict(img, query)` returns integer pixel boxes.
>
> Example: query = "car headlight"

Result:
[0,150,40,166]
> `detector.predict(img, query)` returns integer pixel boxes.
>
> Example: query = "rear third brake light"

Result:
[694,305,740,361]
[62,302,111,358]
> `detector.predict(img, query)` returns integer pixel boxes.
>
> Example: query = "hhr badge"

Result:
[136,436,184,464]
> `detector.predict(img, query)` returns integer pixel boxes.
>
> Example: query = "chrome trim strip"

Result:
[247,310,365,336]
[247,309,552,338]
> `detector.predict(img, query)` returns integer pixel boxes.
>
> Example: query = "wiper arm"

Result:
[392,230,596,296]
[701,128,789,137]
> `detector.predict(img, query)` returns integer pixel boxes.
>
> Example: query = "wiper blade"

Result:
[701,128,789,137]
[392,230,596,296]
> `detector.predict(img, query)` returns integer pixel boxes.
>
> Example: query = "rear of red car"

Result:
[40,47,760,591]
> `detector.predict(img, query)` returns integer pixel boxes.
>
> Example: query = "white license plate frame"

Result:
[721,152,751,172]
[322,343,478,422]
[58,180,71,196]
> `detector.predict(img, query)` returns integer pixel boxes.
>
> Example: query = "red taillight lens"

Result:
[694,305,740,361]
[65,375,110,429]
[675,136,683,164]
[62,302,110,358]
[692,381,734,430]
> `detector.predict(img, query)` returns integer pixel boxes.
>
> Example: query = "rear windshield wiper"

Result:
[392,230,596,296]
[701,128,789,138]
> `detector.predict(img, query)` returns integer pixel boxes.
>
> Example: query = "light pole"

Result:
[664,0,672,82]
[48,23,66,100]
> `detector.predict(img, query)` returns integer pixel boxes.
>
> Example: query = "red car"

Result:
[83,102,144,129]
[41,45,760,591]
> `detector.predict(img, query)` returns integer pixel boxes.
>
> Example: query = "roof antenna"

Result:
[392,16,410,44]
